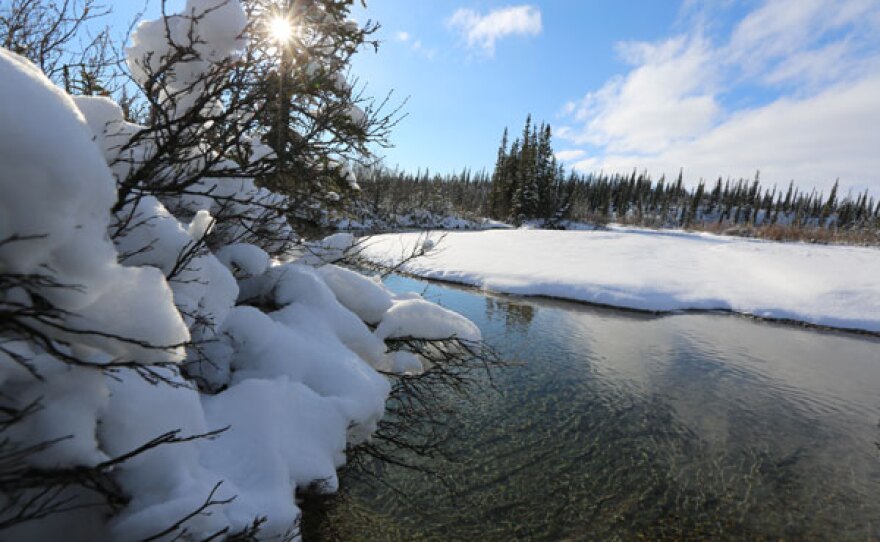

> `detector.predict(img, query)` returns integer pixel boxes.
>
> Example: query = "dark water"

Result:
[314,275,880,541]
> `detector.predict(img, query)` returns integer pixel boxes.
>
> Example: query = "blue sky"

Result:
[348,1,681,174]
[109,1,880,193]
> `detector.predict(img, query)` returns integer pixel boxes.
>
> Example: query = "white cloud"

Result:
[558,0,880,192]
[564,36,720,154]
[571,158,600,173]
[593,77,880,192]
[555,149,587,162]
[725,0,880,88]
[448,5,542,55]
[393,31,437,59]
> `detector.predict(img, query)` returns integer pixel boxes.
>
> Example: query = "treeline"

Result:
[350,115,573,228]
[350,116,880,239]
[565,172,880,232]
[348,166,493,228]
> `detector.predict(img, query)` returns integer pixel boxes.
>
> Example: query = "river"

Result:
[308,274,880,541]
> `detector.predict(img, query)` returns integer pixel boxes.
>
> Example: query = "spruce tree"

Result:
[488,127,509,219]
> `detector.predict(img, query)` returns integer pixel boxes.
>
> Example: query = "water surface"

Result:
[313,275,880,541]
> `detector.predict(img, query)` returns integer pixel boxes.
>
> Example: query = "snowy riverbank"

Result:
[360,228,880,333]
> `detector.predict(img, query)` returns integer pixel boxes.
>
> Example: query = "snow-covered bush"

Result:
[0,1,485,540]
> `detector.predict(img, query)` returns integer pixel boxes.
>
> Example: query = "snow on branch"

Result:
[1,1,497,539]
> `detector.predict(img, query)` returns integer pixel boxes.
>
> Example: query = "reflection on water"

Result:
[485,296,536,334]
[313,275,880,541]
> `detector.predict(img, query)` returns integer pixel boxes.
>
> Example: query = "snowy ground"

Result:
[360,228,880,333]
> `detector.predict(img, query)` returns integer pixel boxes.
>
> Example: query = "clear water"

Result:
[312,275,880,541]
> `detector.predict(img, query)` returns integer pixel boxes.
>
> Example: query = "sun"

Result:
[268,17,294,43]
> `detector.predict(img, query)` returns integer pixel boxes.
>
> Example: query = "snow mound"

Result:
[389,351,424,375]
[317,264,394,324]
[216,243,271,278]
[127,0,246,90]
[376,299,482,342]
[0,48,189,363]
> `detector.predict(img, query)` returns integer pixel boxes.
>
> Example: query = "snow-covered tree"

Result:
[0,1,488,539]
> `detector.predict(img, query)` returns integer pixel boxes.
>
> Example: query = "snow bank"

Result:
[331,210,501,232]
[362,229,880,333]
[299,232,356,264]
